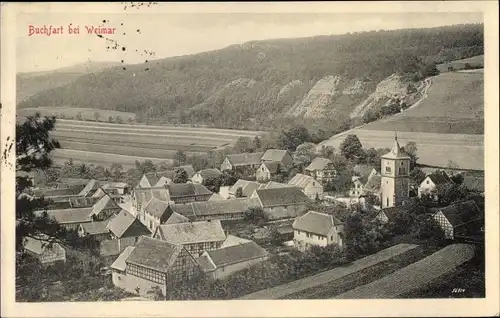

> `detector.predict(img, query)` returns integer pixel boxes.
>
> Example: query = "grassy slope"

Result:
[17,107,136,122]
[320,71,484,170]
[437,54,484,73]
[363,71,483,134]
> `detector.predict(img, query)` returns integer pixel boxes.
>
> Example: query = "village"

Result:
[21,132,485,300]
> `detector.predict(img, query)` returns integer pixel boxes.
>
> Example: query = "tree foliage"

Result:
[340,134,363,160]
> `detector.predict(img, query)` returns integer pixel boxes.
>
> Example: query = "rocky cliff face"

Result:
[286,75,370,118]
[349,74,420,118]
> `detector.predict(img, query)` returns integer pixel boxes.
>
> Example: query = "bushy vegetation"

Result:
[18,24,483,130]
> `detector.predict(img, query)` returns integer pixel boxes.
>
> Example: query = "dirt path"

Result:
[239,243,419,300]
[334,243,476,299]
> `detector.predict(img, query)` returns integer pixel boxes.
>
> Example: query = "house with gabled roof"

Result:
[142,197,171,232]
[137,171,176,188]
[304,157,337,184]
[78,220,111,241]
[167,197,261,222]
[23,235,66,266]
[418,171,454,198]
[261,149,293,168]
[191,168,222,184]
[433,200,483,240]
[292,211,343,251]
[252,187,312,220]
[42,208,93,230]
[288,173,324,200]
[110,236,201,297]
[152,220,226,257]
[227,179,262,198]
[132,187,170,213]
[90,194,122,221]
[106,210,152,247]
[78,179,101,197]
[166,183,213,204]
[256,161,282,182]
[220,152,264,172]
[68,196,100,208]
[196,239,269,280]
[101,181,130,195]
[350,166,379,198]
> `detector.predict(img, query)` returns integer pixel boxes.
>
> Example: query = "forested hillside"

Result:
[18,24,483,132]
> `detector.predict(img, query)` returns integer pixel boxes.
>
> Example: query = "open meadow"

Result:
[49,119,266,168]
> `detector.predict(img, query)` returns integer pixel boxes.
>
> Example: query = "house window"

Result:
[426,180,430,184]
[331,236,333,241]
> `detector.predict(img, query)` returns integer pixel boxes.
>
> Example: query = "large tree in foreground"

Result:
[15,114,96,253]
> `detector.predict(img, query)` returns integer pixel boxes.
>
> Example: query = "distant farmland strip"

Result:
[52,131,229,148]
[58,140,206,158]
[52,149,171,169]
[334,244,476,299]
[240,243,419,300]
[56,119,267,136]
[56,123,265,138]
[53,129,235,144]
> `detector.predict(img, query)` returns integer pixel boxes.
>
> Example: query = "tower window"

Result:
[385,166,391,173]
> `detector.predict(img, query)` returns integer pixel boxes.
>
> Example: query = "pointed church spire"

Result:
[381,131,410,159]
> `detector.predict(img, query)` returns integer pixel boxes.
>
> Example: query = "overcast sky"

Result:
[15,3,483,73]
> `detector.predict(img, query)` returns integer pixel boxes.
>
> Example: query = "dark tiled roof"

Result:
[292,211,341,235]
[80,220,110,235]
[24,235,63,255]
[126,236,183,273]
[107,210,151,238]
[34,187,81,197]
[305,157,333,171]
[438,200,482,227]
[99,238,136,257]
[156,220,226,244]
[226,152,264,166]
[261,149,290,162]
[379,200,420,220]
[44,208,93,224]
[255,187,312,208]
[164,212,189,225]
[167,183,212,197]
[144,197,170,218]
[170,198,260,218]
[206,241,269,267]
[427,171,453,186]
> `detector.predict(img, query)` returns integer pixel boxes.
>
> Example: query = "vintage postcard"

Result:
[1,1,499,317]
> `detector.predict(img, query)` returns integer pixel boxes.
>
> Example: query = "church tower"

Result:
[380,133,410,208]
